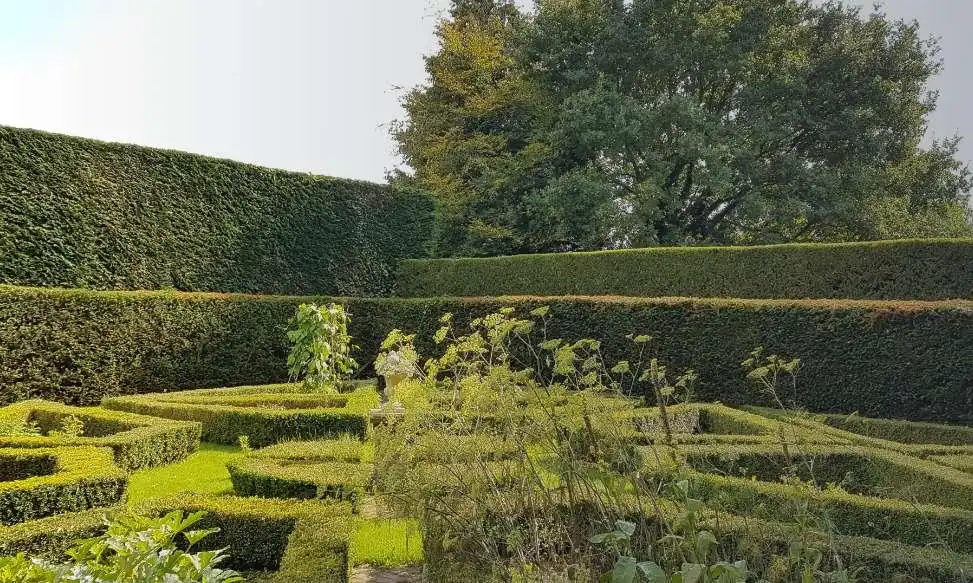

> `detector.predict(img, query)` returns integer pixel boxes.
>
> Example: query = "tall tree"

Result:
[396,0,971,256]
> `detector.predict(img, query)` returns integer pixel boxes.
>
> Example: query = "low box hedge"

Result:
[640,441,973,552]
[709,513,973,582]
[4,285,972,424]
[816,412,973,446]
[0,447,126,525]
[229,438,374,505]
[103,385,379,447]
[0,494,353,583]
[229,458,373,505]
[621,403,850,446]
[0,401,201,470]
[396,238,973,300]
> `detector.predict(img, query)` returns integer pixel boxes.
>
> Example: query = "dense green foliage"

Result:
[397,238,973,299]
[228,438,373,504]
[0,495,353,583]
[0,401,201,470]
[350,296,973,424]
[396,0,972,256]
[368,307,973,581]
[286,303,359,391]
[0,447,125,525]
[0,125,433,295]
[3,285,970,423]
[0,511,243,583]
[103,385,379,447]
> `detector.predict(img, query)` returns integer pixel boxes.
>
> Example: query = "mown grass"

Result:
[349,518,424,568]
[127,442,243,503]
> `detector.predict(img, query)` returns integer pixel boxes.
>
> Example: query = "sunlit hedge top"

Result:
[397,239,973,300]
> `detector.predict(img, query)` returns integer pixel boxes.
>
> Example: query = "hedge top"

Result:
[397,238,973,300]
[0,125,433,296]
[0,400,202,470]
[0,446,123,494]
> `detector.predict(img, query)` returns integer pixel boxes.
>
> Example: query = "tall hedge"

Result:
[396,239,973,300]
[0,125,433,295]
[1,285,970,424]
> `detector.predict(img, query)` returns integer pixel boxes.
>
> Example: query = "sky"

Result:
[1,0,971,183]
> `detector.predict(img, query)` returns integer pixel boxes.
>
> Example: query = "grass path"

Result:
[127,443,242,503]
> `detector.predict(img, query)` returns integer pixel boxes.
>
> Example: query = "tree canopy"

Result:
[394,0,972,256]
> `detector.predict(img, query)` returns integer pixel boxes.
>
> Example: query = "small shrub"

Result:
[0,510,242,583]
[287,303,359,392]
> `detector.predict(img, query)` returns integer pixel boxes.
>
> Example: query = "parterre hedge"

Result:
[103,385,379,446]
[0,125,433,295]
[0,401,201,470]
[3,285,971,423]
[0,494,353,583]
[396,238,973,300]
[0,447,126,525]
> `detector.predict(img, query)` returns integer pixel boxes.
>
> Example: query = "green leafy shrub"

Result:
[396,238,973,300]
[0,447,126,525]
[0,494,354,583]
[0,125,433,295]
[102,385,379,447]
[286,303,358,392]
[0,401,201,470]
[0,510,242,583]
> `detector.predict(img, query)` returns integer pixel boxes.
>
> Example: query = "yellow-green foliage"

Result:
[103,385,380,447]
[0,494,353,583]
[228,438,374,506]
[638,411,973,555]
[349,518,424,568]
[0,447,126,525]
[0,401,200,470]
[127,443,243,503]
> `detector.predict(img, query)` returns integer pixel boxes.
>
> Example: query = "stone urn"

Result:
[383,372,407,401]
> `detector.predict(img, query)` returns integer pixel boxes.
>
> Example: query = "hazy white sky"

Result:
[1,0,971,183]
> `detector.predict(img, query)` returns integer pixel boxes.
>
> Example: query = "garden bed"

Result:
[0,447,126,525]
[103,384,380,447]
[0,400,201,470]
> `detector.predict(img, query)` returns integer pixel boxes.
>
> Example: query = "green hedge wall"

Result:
[0,125,433,295]
[396,239,973,300]
[2,285,971,424]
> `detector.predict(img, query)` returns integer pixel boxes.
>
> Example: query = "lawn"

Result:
[127,442,243,503]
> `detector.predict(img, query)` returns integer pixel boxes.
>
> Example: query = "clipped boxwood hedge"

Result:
[0,401,201,470]
[0,494,353,583]
[103,386,379,447]
[396,238,973,300]
[0,447,126,525]
[0,125,433,296]
[2,285,971,423]
[228,437,374,504]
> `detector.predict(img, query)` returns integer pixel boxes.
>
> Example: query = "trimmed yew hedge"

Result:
[397,239,973,300]
[2,285,971,423]
[0,125,433,295]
